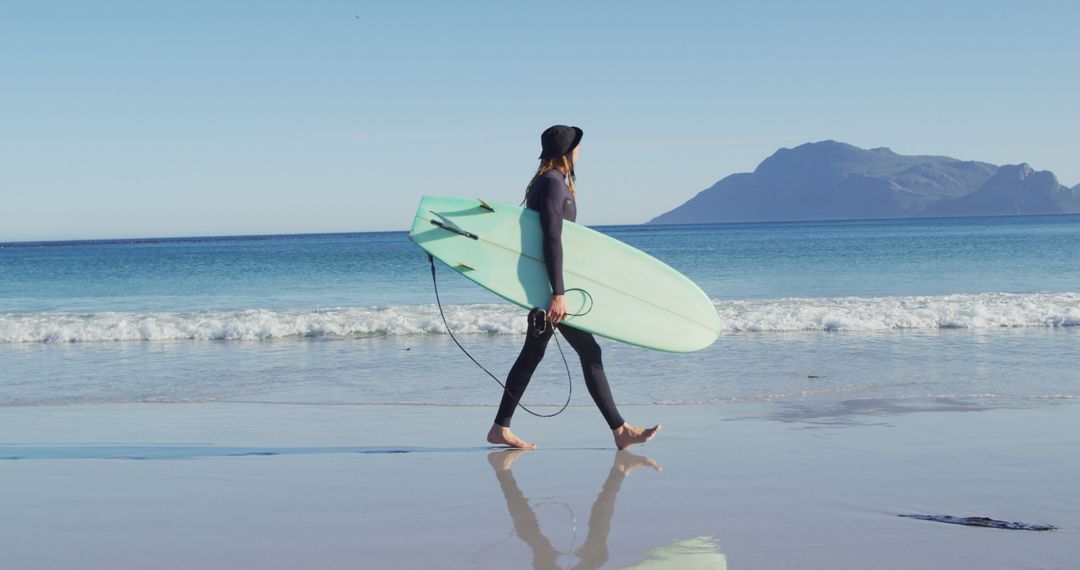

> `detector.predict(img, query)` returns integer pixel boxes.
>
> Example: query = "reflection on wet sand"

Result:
[486,450,724,569]
[623,536,726,569]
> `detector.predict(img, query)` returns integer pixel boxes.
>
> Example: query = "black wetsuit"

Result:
[494,170,626,430]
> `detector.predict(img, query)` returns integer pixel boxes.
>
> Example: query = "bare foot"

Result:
[487,424,537,449]
[614,449,663,476]
[612,422,661,450]
[487,449,529,472]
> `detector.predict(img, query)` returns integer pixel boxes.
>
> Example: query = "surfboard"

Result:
[408,196,720,353]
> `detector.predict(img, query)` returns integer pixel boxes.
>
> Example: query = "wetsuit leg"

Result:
[494,326,555,427]
[556,325,626,430]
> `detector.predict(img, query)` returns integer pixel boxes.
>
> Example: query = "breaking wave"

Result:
[714,292,1080,332]
[1,292,1078,343]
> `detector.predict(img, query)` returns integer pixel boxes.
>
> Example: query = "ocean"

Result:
[2,215,1079,412]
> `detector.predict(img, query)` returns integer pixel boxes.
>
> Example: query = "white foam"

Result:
[713,292,1080,332]
[0,304,527,343]
[1,292,1078,343]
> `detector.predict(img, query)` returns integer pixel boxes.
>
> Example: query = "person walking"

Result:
[487,125,661,450]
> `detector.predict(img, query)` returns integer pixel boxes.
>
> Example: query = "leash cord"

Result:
[428,254,571,418]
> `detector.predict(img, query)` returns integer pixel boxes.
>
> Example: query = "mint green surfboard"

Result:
[409,196,720,353]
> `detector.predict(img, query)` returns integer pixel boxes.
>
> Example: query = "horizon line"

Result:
[5,212,1080,247]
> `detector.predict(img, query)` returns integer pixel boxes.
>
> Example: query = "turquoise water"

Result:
[4,215,1080,314]
[2,215,1079,408]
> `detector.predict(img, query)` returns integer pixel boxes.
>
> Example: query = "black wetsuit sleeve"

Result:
[534,177,566,295]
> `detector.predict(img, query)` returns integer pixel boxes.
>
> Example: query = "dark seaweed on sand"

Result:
[899,514,1055,531]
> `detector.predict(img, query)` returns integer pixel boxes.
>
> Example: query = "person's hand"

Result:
[547,294,567,326]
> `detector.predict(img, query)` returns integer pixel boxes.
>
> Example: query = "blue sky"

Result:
[2,1,1078,241]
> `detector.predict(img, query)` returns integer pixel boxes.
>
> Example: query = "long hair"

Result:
[524,154,576,204]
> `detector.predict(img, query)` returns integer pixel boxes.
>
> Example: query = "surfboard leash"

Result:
[428,254,572,418]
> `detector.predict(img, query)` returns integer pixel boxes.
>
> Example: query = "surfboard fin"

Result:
[429,211,479,240]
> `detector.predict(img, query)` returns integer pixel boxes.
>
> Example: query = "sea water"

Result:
[2,215,1079,413]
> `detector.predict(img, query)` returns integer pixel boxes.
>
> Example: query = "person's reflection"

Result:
[487,449,662,570]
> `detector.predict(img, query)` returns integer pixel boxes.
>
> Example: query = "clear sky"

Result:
[2,1,1078,241]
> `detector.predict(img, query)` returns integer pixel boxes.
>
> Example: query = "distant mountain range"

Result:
[649,141,1080,224]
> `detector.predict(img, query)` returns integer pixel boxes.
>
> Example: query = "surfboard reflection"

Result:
[486,450,727,569]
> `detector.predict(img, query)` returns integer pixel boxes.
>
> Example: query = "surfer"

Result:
[487,125,662,450]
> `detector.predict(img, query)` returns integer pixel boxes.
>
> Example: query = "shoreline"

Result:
[4,401,1078,568]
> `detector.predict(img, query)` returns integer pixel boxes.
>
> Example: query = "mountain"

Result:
[924,164,1080,216]
[648,141,1078,224]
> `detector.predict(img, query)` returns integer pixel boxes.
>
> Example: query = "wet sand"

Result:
[3,400,1079,569]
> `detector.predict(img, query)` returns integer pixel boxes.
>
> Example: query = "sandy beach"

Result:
[4,399,1078,569]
